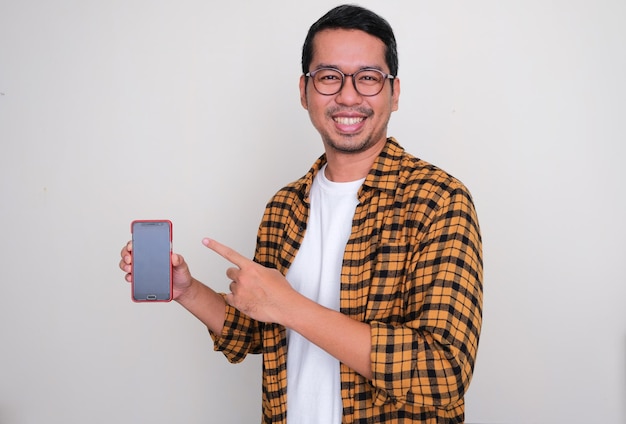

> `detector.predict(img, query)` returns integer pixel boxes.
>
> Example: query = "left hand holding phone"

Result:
[119,241,194,300]
[121,220,195,302]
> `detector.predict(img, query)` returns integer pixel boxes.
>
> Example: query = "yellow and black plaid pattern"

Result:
[211,138,483,423]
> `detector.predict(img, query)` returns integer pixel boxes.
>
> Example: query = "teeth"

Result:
[335,117,364,125]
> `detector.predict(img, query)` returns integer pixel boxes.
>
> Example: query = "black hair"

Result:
[301,4,399,76]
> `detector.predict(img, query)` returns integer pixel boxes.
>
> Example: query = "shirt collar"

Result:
[362,137,404,196]
[296,137,404,200]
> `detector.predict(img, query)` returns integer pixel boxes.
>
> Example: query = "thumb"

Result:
[172,252,185,267]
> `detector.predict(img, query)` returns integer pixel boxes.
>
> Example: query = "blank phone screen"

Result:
[132,221,172,301]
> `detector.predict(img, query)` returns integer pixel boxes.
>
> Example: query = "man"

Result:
[120,5,483,423]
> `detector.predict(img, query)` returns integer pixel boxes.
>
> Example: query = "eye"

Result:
[315,69,342,83]
[357,70,383,84]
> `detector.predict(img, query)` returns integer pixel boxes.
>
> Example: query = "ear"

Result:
[391,77,400,112]
[299,75,308,110]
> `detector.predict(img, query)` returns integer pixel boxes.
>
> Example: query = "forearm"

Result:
[175,278,227,335]
[281,292,373,380]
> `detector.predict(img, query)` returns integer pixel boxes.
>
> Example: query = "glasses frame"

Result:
[305,67,396,97]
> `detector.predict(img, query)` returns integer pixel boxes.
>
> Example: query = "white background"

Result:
[1,1,624,423]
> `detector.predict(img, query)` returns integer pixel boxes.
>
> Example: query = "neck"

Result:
[324,141,386,182]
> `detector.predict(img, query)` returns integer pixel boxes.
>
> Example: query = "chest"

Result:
[276,189,423,325]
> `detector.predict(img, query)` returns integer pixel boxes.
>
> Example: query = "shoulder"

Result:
[401,153,467,194]
[264,152,325,212]
[384,144,478,226]
[393,147,472,204]
[266,174,307,210]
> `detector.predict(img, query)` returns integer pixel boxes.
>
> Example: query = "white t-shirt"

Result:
[285,164,364,424]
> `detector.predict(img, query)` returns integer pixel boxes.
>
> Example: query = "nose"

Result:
[335,75,362,105]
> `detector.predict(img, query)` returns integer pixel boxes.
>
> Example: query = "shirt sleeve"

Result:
[209,294,264,363]
[369,185,483,409]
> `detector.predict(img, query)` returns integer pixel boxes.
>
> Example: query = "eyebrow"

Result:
[313,63,386,72]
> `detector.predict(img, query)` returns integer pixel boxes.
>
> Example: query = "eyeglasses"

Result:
[305,67,395,97]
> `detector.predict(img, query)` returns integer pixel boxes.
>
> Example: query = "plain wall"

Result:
[1,1,624,423]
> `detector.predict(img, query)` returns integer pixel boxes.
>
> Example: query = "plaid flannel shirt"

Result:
[211,138,483,423]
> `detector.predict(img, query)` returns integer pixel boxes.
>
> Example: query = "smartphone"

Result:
[131,220,173,302]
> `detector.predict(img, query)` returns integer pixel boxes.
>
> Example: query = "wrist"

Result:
[174,277,200,304]
[279,290,314,330]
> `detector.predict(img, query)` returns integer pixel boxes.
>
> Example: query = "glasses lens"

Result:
[354,69,385,96]
[312,69,343,95]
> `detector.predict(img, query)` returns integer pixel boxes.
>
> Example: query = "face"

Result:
[300,29,400,156]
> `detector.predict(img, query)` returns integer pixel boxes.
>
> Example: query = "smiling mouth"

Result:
[334,116,365,125]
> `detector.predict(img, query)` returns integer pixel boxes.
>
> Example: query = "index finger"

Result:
[202,238,252,269]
